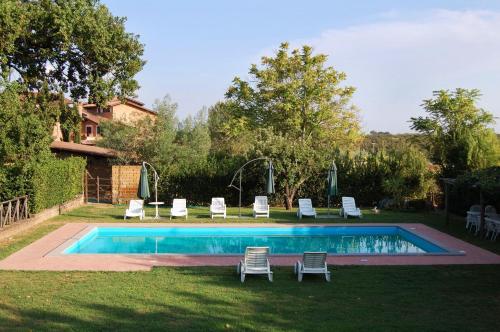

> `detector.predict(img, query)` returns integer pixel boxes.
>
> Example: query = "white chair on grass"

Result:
[297,198,317,219]
[294,252,331,282]
[124,200,145,220]
[341,197,362,219]
[237,247,273,282]
[210,197,227,219]
[253,196,270,218]
[485,217,500,241]
[466,205,481,233]
[170,199,188,220]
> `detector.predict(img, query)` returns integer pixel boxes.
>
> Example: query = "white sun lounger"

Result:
[210,197,227,219]
[297,198,317,219]
[124,200,145,220]
[294,252,331,282]
[170,198,188,219]
[341,197,362,219]
[237,247,273,282]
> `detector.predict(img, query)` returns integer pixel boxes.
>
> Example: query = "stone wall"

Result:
[112,165,141,204]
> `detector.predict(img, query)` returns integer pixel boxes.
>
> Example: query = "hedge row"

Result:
[0,157,86,213]
[29,157,86,213]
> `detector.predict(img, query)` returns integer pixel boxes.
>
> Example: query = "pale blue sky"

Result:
[103,0,500,133]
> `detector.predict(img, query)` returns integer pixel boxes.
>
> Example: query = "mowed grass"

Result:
[0,205,499,331]
[1,265,499,331]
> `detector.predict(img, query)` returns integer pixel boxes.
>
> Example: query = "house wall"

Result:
[111,165,141,204]
[81,119,99,139]
[111,104,156,125]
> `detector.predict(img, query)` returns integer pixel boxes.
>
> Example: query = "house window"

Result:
[96,125,101,135]
[86,125,93,137]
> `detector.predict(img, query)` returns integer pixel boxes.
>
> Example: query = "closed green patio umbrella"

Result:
[266,161,275,194]
[326,162,338,216]
[138,163,150,200]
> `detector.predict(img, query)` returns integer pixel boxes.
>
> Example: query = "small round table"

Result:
[149,202,164,220]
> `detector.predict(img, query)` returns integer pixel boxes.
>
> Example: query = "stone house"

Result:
[80,97,157,145]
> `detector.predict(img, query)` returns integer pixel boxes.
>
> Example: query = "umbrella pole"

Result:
[238,171,242,218]
[328,194,330,217]
[154,173,159,219]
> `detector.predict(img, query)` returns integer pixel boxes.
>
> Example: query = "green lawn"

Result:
[0,205,499,331]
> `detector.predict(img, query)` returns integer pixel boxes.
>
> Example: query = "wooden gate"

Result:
[84,171,112,203]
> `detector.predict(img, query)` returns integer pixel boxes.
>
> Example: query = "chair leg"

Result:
[241,272,245,283]
[325,271,331,282]
[298,271,303,282]
[268,271,273,282]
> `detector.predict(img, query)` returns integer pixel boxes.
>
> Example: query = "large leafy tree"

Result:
[0,0,144,105]
[224,42,362,209]
[410,89,500,177]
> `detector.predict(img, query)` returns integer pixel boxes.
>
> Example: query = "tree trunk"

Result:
[284,184,296,210]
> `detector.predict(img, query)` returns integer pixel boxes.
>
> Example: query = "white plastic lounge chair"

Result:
[124,200,145,220]
[237,247,273,282]
[297,198,317,219]
[253,196,270,218]
[294,252,331,282]
[170,198,188,219]
[341,197,362,219]
[210,197,226,219]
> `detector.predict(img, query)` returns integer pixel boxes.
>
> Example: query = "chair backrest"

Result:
[485,205,497,215]
[211,197,225,209]
[129,200,144,211]
[469,205,481,213]
[298,198,313,211]
[302,252,327,269]
[172,198,186,210]
[254,196,268,210]
[342,197,357,212]
[244,247,269,268]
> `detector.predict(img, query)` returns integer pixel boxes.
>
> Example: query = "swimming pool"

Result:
[64,226,448,255]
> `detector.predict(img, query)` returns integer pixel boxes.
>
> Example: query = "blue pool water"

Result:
[64,226,447,255]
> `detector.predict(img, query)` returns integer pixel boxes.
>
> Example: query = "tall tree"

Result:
[410,89,500,177]
[0,0,144,106]
[225,42,362,209]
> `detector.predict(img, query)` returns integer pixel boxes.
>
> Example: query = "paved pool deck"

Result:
[0,222,499,271]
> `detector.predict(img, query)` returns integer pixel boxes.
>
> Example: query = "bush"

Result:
[450,166,500,215]
[28,157,86,212]
[299,147,436,209]
[1,156,86,213]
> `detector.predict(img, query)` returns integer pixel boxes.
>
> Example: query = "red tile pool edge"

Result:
[0,222,498,271]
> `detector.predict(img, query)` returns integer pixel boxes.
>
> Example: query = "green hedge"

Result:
[29,157,86,213]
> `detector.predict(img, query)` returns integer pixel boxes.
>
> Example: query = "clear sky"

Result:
[103,0,500,133]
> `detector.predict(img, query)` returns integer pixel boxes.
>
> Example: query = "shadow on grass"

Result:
[1,266,499,331]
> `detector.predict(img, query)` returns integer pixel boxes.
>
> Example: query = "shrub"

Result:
[28,157,86,213]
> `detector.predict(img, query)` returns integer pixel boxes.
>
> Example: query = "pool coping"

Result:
[0,222,499,271]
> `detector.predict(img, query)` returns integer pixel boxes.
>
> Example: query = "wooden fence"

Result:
[0,195,30,229]
[84,171,112,203]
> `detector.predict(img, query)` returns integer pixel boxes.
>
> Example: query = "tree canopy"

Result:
[410,89,500,177]
[220,42,362,209]
[0,0,144,105]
